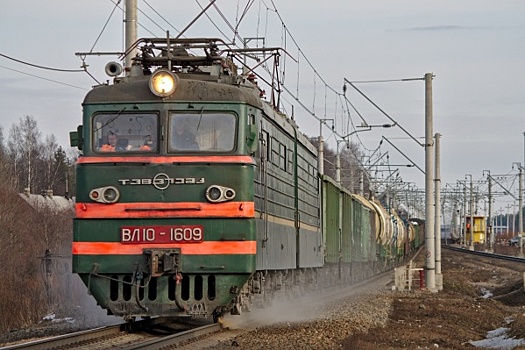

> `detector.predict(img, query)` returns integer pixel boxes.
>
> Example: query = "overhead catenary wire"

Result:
[0,53,84,73]
[176,0,219,40]
[143,0,182,34]
[91,0,122,53]
[344,78,423,147]
[233,0,256,44]
[195,0,235,45]
[108,0,158,37]
[0,65,87,90]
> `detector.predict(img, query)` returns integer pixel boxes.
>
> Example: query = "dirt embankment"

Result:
[343,244,525,349]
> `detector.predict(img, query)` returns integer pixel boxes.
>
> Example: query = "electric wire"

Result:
[233,0,256,43]
[208,1,241,44]
[0,64,87,90]
[143,0,182,34]
[108,0,158,37]
[91,0,122,53]
[195,0,233,44]
[0,53,84,73]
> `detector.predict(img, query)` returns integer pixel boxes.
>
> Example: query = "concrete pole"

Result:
[318,119,334,176]
[318,122,324,175]
[507,204,511,235]
[512,204,516,235]
[359,171,364,196]
[519,167,524,257]
[462,183,467,247]
[434,133,442,290]
[424,73,436,292]
[452,201,458,242]
[336,147,341,186]
[469,175,474,251]
[125,0,138,72]
[487,174,493,253]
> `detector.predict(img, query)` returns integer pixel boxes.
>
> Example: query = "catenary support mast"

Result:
[424,72,436,291]
[125,0,138,72]
[434,133,442,290]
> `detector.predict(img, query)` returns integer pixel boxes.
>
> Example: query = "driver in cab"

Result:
[100,132,128,152]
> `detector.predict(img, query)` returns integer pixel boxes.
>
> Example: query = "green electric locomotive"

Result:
[71,36,324,320]
[70,38,270,320]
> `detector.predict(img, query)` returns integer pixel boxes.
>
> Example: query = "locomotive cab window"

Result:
[92,113,158,153]
[168,112,236,152]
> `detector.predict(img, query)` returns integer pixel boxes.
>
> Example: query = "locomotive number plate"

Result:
[120,225,203,244]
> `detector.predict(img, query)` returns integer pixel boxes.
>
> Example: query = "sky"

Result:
[1,1,524,215]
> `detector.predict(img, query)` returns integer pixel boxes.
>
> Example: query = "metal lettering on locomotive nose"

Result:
[118,172,205,190]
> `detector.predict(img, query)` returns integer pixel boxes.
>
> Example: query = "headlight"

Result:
[149,69,178,97]
[206,185,236,203]
[89,186,120,204]
[103,187,119,203]
[207,187,222,201]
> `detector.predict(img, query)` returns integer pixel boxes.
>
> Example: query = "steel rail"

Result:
[0,324,124,350]
[122,323,222,350]
[443,245,525,264]
[0,321,222,350]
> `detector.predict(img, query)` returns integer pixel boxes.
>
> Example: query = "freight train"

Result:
[70,37,424,321]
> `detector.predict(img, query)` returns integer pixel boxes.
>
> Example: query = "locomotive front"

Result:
[70,39,261,320]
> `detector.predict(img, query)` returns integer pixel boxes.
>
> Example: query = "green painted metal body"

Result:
[322,177,340,264]
[73,71,262,317]
[75,161,254,205]
[73,218,256,274]
[341,191,353,263]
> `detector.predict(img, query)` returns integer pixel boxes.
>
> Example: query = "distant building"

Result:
[19,188,74,212]
[492,226,508,235]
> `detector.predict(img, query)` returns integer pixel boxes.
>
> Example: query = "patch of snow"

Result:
[42,313,55,321]
[480,288,493,299]
[42,313,76,324]
[469,327,525,349]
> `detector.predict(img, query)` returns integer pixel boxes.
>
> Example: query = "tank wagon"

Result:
[70,37,423,321]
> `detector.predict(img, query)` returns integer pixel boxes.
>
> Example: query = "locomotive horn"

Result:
[105,62,123,77]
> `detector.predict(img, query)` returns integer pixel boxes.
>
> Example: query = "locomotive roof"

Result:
[84,37,268,107]
[83,73,263,107]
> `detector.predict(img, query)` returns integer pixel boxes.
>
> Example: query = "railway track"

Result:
[0,319,221,350]
[6,246,522,350]
[444,244,525,264]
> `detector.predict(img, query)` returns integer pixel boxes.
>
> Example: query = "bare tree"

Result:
[309,136,370,194]
[66,148,80,198]
[339,141,370,194]
[38,134,71,194]
[4,116,77,197]
[0,125,4,153]
[7,116,42,193]
[0,126,8,184]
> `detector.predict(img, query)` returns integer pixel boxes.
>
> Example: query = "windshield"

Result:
[168,112,236,152]
[93,113,158,153]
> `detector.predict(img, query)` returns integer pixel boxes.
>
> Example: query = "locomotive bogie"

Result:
[78,272,251,318]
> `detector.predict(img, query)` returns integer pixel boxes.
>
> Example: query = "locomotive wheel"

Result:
[212,310,223,323]
[242,295,253,312]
